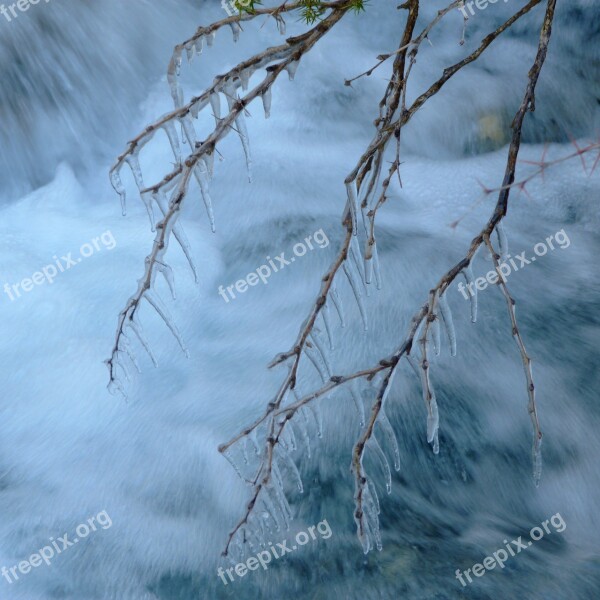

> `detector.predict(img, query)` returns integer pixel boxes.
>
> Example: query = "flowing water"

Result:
[0,1,599,599]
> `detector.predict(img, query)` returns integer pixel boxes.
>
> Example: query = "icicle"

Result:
[167,49,183,108]
[345,182,359,234]
[285,60,299,81]
[427,395,439,446]
[279,449,303,493]
[350,381,365,427]
[286,421,297,451]
[185,43,195,63]
[320,303,334,350]
[190,96,208,119]
[461,265,478,323]
[369,436,392,494]
[144,291,189,357]
[179,114,197,147]
[295,412,311,459]
[306,403,322,438]
[431,314,441,356]
[239,68,251,91]
[107,378,125,397]
[372,242,382,290]
[532,435,542,487]
[140,192,156,231]
[209,92,221,124]
[194,36,204,55]
[363,484,382,551]
[496,221,508,260]
[153,189,199,283]
[120,335,141,373]
[229,21,241,42]
[437,293,457,356]
[353,468,372,554]
[206,31,216,47]
[110,168,127,216]
[275,15,286,35]
[304,344,328,382]
[241,438,249,465]
[234,111,253,183]
[271,462,292,525]
[125,153,145,192]
[308,332,331,376]
[377,411,401,472]
[329,285,345,327]
[262,485,285,532]
[343,262,368,331]
[193,159,216,232]
[249,428,260,456]
[162,121,182,164]
[261,88,272,119]
[116,358,130,382]
[223,448,245,481]
[155,260,176,299]
[349,235,366,287]
[127,317,158,367]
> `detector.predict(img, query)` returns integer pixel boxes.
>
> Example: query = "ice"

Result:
[239,68,251,91]
[369,436,392,494]
[193,159,216,233]
[304,344,328,382]
[127,316,158,367]
[229,21,241,43]
[194,35,204,55]
[162,121,182,164]
[350,380,365,426]
[320,303,335,350]
[279,447,303,493]
[124,153,145,192]
[343,261,368,331]
[432,313,441,356]
[179,113,197,147]
[308,331,332,375]
[285,60,299,81]
[210,92,221,124]
[234,111,253,183]
[377,410,401,471]
[461,265,478,323]
[261,88,272,119]
[329,285,346,327]
[152,189,199,282]
[185,42,195,63]
[533,435,542,487]
[275,14,286,35]
[144,290,190,357]
[345,182,359,233]
[438,292,457,356]
[496,221,508,260]
[155,260,176,299]
[295,412,311,459]
[306,403,322,438]
[206,30,216,47]
[109,168,127,216]
[167,48,183,108]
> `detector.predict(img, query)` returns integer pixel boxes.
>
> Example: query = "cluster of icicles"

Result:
[106,13,540,557]
[106,15,298,395]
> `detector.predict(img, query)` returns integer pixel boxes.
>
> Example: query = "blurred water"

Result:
[0,1,599,599]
